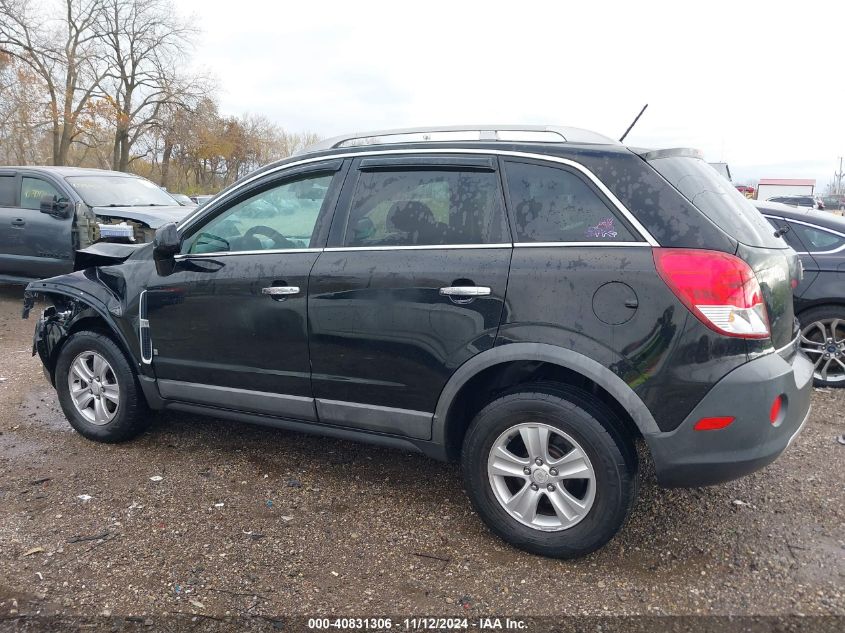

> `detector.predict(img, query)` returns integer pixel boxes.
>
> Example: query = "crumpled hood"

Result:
[91,205,189,228]
[74,241,148,270]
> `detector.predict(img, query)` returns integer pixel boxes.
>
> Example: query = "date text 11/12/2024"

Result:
[307,617,528,630]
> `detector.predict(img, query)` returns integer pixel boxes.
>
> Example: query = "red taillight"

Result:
[653,248,770,339]
[769,396,783,425]
[694,416,735,431]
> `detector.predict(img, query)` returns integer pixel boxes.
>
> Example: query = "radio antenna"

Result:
[619,104,648,143]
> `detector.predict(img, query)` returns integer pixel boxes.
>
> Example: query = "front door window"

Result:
[184,173,334,254]
[20,177,62,210]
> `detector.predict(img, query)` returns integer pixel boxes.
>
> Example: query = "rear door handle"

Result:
[11,218,25,228]
[262,286,300,297]
[439,286,492,297]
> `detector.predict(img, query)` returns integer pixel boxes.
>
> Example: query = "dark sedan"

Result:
[756,201,845,387]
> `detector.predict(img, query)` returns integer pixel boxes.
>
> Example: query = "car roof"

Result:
[754,201,845,231]
[0,166,140,178]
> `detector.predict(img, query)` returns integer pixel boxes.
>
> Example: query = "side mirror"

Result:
[40,195,71,218]
[153,222,180,257]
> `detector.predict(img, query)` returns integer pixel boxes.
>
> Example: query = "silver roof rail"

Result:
[296,125,619,155]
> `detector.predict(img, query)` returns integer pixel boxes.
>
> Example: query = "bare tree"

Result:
[0,53,50,163]
[0,0,106,165]
[96,0,202,172]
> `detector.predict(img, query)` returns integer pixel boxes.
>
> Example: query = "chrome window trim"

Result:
[177,148,660,247]
[514,241,651,248]
[762,214,845,255]
[176,242,657,258]
[175,247,322,260]
[324,243,511,253]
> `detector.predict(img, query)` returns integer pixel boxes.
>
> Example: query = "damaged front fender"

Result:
[22,271,140,385]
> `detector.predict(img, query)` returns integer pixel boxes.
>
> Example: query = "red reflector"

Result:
[694,416,735,431]
[770,396,783,424]
[791,279,799,289]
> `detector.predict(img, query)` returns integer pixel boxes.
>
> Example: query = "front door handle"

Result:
[439,286,492,297]
[262,286,300,298]
[11,218,25,228]
[440,286,491,304]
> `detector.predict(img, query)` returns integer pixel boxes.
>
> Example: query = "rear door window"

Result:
[650,156,786,248]
[765,216,807,251]
[503,161,636,243]
[0,175,16,207]
[344,168,508,247]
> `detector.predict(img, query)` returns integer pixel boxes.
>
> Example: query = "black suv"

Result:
[23,126,813,558]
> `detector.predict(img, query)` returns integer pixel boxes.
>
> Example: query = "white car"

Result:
[767,195,825,210]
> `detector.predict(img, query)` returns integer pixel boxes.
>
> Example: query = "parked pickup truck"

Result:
[0,166,194,284]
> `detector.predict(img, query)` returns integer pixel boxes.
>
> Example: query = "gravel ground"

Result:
[0,283,843,627]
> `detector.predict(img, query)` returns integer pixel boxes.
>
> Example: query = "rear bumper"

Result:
[647,342,813,487]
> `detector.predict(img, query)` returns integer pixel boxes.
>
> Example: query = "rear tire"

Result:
[461,384,638,558]
[55,330,149,442]
[798,306,845,388]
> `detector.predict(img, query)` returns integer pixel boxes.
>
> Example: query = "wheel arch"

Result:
[796,299,845,319]
[432,343,660,460]
[27,287,137,385]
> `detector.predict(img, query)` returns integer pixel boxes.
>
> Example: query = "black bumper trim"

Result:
[646,347,813,488]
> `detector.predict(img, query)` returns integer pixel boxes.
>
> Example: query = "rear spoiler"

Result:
[634,147,704,161]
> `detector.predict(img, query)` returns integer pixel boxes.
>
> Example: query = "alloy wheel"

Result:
[487,422,596,531]
[67,351,120,425]
[800,319,845,384]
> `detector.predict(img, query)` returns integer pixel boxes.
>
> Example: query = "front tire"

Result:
[55,330,148,442]
[461,384,638,558]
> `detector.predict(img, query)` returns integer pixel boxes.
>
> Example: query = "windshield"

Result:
[66,176,178,207]
[649,156,786,249]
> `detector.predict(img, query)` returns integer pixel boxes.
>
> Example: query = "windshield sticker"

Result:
[585,217,618,239]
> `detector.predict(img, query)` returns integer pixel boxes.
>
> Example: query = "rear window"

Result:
[649,156,785,248]
[787,222,845,253]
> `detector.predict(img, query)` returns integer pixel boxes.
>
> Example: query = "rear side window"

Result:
[787,222,845,253]
[650,156,785,249]
[21,177,62,210]
[503,161,636,243]
[0,175,15,206]
[765,216,805,251]
[344,169,508,247]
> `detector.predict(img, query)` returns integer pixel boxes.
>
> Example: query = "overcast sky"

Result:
[181,0,844,189]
